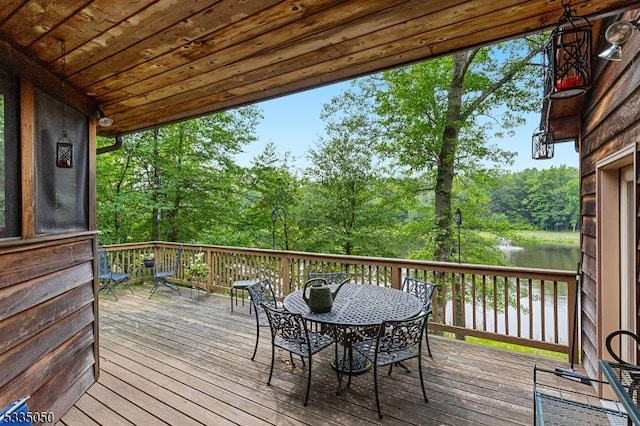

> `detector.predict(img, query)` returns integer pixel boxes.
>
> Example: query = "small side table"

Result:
[230,280,259,313]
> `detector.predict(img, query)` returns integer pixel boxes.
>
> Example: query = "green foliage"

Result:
[327,36,545,265]
[244,143,301,250]
[294,94,406,256]
[183,252,209,280]
[465,336,565,359]
[488,166,579,231]
[96,106,261,244]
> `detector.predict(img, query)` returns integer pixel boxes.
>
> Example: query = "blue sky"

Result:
[236,81,578,172]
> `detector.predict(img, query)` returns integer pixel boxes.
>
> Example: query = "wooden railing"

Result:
[102,242,578,359]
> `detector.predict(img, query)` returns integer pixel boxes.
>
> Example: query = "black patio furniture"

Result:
[98,246,132,300]
[149,245,183,298]
[351,312,429,419]
[261,303,334,406]
[401,277,438,357]
[284,283,423,394]
[230,279,260,313]
[246,279,281,361]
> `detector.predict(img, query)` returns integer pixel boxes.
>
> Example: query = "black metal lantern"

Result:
[56,136,73,168]
[454,208,462,227]
[545,1,592,100]
[56,40,73,168]
[454,208,462,264]
[532,125,555,160]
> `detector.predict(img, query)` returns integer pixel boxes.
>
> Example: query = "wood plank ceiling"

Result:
[0,0,638,137]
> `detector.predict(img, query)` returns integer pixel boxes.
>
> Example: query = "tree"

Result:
[96,106,261,243]
[312,37,543,336]
[527,166,579,231]
[488,166,579,232]
[245,142,301,250]
[298,94,404,256]
[374,38,543,262]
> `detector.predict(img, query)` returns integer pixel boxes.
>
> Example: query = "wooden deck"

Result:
[57,284,587,426]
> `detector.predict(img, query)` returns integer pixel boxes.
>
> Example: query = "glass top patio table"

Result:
[283,283,423,327]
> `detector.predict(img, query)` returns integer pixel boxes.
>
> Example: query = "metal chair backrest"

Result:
[402,277,437,314]
[246,279,277,315]
[98,246,112,278]
[376,312,428,354]
[307,271,347,284]
[262,302,308,345]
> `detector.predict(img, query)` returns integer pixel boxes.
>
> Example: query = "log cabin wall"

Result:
[580,9,640,379]
[0,234,98,420]
[0,43,99,420]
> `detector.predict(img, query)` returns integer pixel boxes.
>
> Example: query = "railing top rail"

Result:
[103,242,576,281]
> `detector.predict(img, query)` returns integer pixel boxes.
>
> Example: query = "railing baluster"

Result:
[504,276,509,336]
[516,277,521,339]
[553,280,559,344]
[493,276,498,334]
[471,274,477,330]
[541,280,546,342]
[482,275,487,332]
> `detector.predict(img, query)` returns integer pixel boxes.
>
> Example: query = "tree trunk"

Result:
[166,124,184,242]
[151,128,160,241]
[434,51,465,262]
[435,51,466,338]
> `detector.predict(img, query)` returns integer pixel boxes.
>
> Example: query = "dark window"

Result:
[0,69,20,238]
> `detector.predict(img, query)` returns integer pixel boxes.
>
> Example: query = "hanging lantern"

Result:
[56,40,73,169]
[532,126,555,160]
[56,132,73,168]
[545,1,592,99]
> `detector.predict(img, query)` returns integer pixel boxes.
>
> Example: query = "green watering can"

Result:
[302,278,348,313]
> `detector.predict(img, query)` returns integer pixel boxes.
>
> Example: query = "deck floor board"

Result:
[58,285,590,425]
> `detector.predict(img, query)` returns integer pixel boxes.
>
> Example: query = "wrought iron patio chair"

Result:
[98,246,132,300]
[401,277,438,357]
[262,302,334,406]
[351,312,429,419]
[246,279,281,361]
[149,245,183,298]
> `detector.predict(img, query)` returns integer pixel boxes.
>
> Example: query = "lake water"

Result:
[500,242,580,271]
[477,241,581,344]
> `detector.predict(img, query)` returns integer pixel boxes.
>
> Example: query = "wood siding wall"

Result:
[580,11,640,379]
[0,234,98,421]
[0,49,100,420]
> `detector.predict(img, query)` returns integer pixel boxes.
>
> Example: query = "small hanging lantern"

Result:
[532,125,555,160]
[56,133,73,168]
[56,40,73,168]
[545,1,592,100]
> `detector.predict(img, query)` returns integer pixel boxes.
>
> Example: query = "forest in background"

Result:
[96,121,578,267]
[96,34,579,266]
